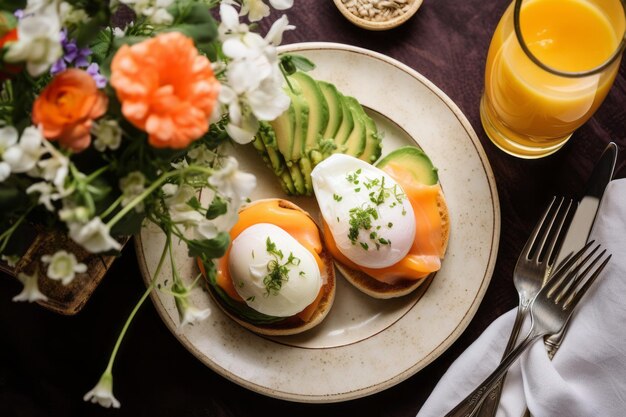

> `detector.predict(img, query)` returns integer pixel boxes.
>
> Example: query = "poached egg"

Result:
[228,223,322,317]
[311,154,416,269]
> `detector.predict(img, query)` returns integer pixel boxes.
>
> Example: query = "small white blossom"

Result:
[0,126,18,182]
[120,0,174,25]
[2,126,45,174]
[5,14,62,77]
[209,157,256,207]
[194,221,218,240]
[92,119,122,152]
[83,371,120,409]
[41,250,87,285]
[173,283,211,327]
[240,0,294,22]
[60,2,90,25]
[26,181,57,211]
[265,14,295,45]
[187,145,216,166]
[217,5,291,143]
[37,140,69,190]
[119,171,146,212]
[1,254,19,267]
[69,217,122,253]
[12,270,48,303]
[58,202,91,223]
[164,184,205,227]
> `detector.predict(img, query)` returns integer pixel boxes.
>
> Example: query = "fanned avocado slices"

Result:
[251,70,382,196]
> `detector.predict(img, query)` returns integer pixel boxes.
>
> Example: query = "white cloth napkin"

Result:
[417,178,626,417]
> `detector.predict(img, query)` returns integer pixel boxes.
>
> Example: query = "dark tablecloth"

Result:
[1,1,624,417]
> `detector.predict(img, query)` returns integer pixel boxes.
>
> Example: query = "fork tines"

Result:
[544,241,611,309]
[526,196,574,267]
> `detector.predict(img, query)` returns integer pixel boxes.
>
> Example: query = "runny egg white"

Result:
[311,154,416,269]
[228,223,322,317]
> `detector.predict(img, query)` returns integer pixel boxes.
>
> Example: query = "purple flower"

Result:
[86,63,107,89]
[14,9,25,19]
[51,29,96,77]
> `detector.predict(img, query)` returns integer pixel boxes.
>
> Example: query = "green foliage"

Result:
[187,232,230,259]
[280,54,316,75]
[164,1,218,55]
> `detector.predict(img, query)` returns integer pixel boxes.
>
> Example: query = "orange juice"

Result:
[481,0,623,158]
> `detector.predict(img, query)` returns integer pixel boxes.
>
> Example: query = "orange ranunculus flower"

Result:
[32,69,108,152]
[110,32,220,149]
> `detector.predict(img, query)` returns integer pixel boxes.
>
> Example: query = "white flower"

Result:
[2,126,45,174]
[68,217,122,253]
[41,250,87,285]
[37,140,69,190]
[173,283,210,327]
[58,202,91,223]
[92,119,122,152]
[187,145,216,166]
[4,14,62,77]
[83,371,120,409]
[265,14,295,45]
[26,181,57,211]
[112,27,125,38]
[119,171,146,212]
[194,220,218,240]
[1,254,19,267]
[164,184,205,227]
[217,8,291,143]
[240,0,293,22]
[60,1,90,25]
[209,157,256,207]
[0,126,18,182]
[120,0,174,25]
[12,270,48,303]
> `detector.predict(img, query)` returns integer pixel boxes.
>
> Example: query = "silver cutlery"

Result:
[443,241,611,417]
[474,196,573,417]
[479,142,618,417]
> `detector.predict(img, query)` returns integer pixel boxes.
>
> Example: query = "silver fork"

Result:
[475,196,573,417]
[444,241,611,417]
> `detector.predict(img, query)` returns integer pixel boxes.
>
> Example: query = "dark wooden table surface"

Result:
[1,1,624,416]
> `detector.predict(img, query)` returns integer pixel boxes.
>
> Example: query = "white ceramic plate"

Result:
[136,42,500,403]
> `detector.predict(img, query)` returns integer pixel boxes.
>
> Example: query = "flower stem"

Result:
[0,206,34,254]
[106,165,213,229]
[99,195,124,220]
[104,232,170,373]
[85,165,110,183]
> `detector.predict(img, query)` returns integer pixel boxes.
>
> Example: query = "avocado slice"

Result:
[330,92,354,153]
[360,113,382,164]
[255,122,297,194]
[339,96,367,158]
[270,98,296,163]
[375,146,439,185]
[317,80,343,141]
[290,72,329,195]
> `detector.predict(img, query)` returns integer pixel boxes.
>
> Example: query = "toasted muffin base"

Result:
[332,187,450,299]
[206,198,336,336]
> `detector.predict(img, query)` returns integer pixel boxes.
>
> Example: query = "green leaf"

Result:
[205,195,227,219]
[204,261,284,325]
[186,196,202,210]
[164,2,218,55]
[187,232,230,259]
[280,54,316,75]
[109,210,145,236]
[89,28,114,64]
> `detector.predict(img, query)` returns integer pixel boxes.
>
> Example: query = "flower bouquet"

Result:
[0,0,308,408]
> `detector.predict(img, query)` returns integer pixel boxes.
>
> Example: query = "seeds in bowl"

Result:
[341,0,414,22]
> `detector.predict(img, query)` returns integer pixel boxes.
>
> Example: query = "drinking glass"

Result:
[480,0,626,158]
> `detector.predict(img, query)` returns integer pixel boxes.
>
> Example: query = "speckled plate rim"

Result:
[135,42,500,403]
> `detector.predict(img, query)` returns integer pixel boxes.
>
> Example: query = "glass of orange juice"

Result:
[480,0,626,158]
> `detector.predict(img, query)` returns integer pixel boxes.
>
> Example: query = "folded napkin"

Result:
[417,178,626,417]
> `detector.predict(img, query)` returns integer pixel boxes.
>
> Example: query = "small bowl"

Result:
[333,0,423,31]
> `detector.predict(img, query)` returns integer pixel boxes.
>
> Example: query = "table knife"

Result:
[519,141,618,417]
[544,141,617,358]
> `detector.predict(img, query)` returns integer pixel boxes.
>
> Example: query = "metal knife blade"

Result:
[553,142,618,267]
